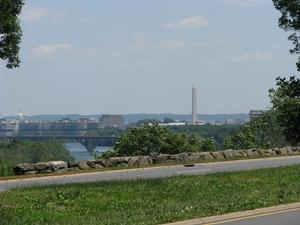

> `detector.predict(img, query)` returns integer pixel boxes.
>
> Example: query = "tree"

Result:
[0,0,24,68]
[269,76,300,145]
[272,0,300,70]
[114,124,171,156]
[225,110,286,149]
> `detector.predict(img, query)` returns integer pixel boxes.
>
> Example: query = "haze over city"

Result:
[1,0,298,115]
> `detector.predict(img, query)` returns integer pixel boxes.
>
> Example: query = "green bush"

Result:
[0,160,14,176]
[113,124,217,156]
[0,140,74,168]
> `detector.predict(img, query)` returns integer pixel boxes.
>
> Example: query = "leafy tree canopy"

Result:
[225,110,286,150]
[273,0,300,70]
[112,124,217,157]
[0,0,24,68]
[269,76,300,145]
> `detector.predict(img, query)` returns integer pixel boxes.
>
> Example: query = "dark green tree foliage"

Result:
[272,0,300,70]
[225,111,286,150]
[0,140,74,166]
[0,160,13,176]
[0,0,24,68]
[269,76,300,145]
[170,124,242,150]
[113,124,217,156]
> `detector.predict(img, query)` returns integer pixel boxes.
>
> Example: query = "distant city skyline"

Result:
[1,0,297,115]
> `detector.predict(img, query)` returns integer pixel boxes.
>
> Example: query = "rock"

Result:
[292,146,300,153]
[137,156,152,166]
[282,147,293,154]
[257,149,265,156]
[233,150,248,158]
[245,149,260,157]
[78,161,90,170]
[128,156,139,167]
[190,152,203,161]
[200,152,214,160]
[13,163,35,174]
[264,149,275,156]
[87,160,96,168]
[68,161,80,168]
[222,150,234,159]
[104,157,129,167]
[274,148,287,155]
[34,162,50,172]
[49,161,68,172]
[95,159,105,167]
[175,153,190,162]
[24,171,38,175]
[210,151,225,160]
[153,154,179,163]
[95,164,104,169]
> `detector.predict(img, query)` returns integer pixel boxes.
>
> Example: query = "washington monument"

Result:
[192,85,198,124]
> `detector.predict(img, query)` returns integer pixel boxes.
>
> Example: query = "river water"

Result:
[64,143,113,161]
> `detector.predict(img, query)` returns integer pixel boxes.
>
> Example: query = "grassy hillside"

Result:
[1,165,300,224]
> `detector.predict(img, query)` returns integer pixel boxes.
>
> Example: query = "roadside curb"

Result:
[162,202,300,225]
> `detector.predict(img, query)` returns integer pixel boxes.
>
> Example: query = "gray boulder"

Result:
[200,152,214,160]
[264,149,275,156]
[24,171,38,175]
[34,162,51,172]
[175,153,190,162]
[222,150,234,159]
[128,156,139,167]
[233,150,248,158]
[78,161,91,170]
[281,147,293,154]
[49,161,68,172]
[153,154,170,164]
[245,149,260,157]
[137,156,153,166]
[13,163,35,175]
[95,164,104,169]
[189,152,203,161]
[104,157,130,167]
[68,161,80,168]
[210,151,225,160]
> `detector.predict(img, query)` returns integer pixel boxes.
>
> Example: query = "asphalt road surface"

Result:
[209,209,300,225]
[1,155,300,191]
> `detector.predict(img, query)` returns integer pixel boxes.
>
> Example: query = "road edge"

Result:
[162,202,300,225]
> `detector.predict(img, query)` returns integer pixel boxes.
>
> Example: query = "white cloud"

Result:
[128,33,151,50]
[191,40,230,48]
[219,0,268,6]
[31,43,109,60]
[22,6,65,23]
[208,52,274,65]
[160,40,188,49]
[162,16,209,30]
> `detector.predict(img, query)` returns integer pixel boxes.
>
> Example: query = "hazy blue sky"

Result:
[1,0,298,116]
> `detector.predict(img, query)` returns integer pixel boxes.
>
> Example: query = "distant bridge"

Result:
[0,135,118,151]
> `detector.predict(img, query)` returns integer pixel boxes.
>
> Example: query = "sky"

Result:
[0,0,298,116]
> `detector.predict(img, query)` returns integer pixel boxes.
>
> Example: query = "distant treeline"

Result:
[4,113,249,124]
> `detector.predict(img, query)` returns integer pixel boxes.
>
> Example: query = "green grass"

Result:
[1,166,300,225]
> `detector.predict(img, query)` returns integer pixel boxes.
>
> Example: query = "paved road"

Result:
[210,209,300,225]
[1,155,300,191]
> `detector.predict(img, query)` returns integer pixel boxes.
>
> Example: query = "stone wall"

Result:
[13,146,300,175]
